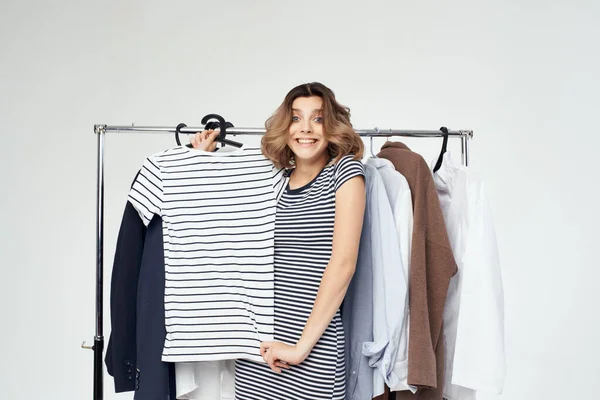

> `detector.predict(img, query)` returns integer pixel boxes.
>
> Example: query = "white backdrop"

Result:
[1,1,599,399]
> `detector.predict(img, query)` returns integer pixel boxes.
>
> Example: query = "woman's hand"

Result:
[260,341,311,373]
[190,129,220,152]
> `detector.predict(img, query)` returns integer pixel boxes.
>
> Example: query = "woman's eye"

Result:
[292,116,300,122]
[314,117,323,123]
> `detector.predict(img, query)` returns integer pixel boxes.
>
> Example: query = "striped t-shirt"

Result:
[128,146,286,363]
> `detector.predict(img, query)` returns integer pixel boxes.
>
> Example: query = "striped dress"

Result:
[235,155,365,400]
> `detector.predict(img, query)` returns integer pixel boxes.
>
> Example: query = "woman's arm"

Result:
[262,175,366,371]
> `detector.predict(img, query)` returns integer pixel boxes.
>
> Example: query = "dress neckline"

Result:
[285,163,332,194]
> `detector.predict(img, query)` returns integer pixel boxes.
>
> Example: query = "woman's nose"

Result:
[301,121,313,133]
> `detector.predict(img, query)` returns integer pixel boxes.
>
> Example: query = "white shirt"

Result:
[366,157,416,394]
[176,360,235,400]
[432,152,506,399]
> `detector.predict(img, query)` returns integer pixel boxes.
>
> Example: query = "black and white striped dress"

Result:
[235,155,365,400]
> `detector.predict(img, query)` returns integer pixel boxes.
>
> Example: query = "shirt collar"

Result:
[379,141,412,152]
[365,156,395,170]
[431,151,459,196]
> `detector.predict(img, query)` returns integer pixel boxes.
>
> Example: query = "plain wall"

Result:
[1,0,598,399]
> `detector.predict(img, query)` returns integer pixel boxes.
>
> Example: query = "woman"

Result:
[192,82,366,400]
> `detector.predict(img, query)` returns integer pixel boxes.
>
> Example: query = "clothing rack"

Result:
[85,123,473,400]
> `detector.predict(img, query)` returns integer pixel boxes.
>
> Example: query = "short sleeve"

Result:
[334,155,365,192]
[127,156,163,226]
[271,163,287,202]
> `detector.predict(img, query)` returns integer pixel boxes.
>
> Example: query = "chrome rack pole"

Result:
[94,125,106,400]
[84,124,106,400]
[459,129,473,166]
[99,125,471,139]
[99,125,473,165]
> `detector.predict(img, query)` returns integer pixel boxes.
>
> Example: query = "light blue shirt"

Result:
[342,165,375,400]
[343,164,409,399]
[361,163,408,396]
[366,157,415,393]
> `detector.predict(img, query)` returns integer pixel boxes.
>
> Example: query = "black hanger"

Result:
[200,114,243,148]
[433,126,449,173]
[174,115,243,149]
[175,122,222,148]
[175,123,187,146]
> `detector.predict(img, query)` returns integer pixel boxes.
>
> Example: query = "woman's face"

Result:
[287,96,329,166]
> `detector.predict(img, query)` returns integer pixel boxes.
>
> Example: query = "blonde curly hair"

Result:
[261,82,364,169]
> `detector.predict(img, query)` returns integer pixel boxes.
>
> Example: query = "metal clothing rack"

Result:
[84,123,473,400]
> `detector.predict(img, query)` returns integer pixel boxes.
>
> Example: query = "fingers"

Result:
[260,341,271,351]
[190,131,206,149]
[260,341,293,373]
[267,354,282,373]
[260,342,287,373]
[189,129,220,151]
[275,361,290,370]
[190,131,201,148]
[261,342,272,366]
[260,341,271,358]
[209,129,220,141]
[204,129,219,152]
[264,348,276,372]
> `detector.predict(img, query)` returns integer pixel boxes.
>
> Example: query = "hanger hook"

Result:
[370,127,380,158]
[199,114,243,148]
[175,123,187,146]
[433,126,450,172]
[201,114,228,141]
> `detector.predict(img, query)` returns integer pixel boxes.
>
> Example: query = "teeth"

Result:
[298,139,316,144]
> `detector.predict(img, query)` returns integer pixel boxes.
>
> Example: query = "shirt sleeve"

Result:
[105,200,146,392]
[334,155,365,192]
[389,176,416,392]
[127,156,163,226]
[271,163,287,202]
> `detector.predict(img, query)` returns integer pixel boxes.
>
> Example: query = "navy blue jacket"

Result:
[106,201,145,391]
[135,213,175,399]
[105,200,175,399]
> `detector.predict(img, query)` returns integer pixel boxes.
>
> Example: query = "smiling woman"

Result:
[287,96,329,171]
[228,82,366,400]
[190,82,366,400]
[261,82,364,170]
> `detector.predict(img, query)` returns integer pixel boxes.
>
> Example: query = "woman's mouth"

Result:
[296,138,317,145]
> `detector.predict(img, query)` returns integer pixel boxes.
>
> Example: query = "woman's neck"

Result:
[289,154,330,188]
[294,154,329,175]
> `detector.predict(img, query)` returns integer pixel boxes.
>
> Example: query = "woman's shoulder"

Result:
[332,154,365,192]
[333,154,364,172]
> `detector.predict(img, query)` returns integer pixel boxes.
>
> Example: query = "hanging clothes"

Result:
[342,166,376,400]
[127,145,286,364]
[176,360,235,400]
[432,152,505,400]
[135,214,177,400]
[376,141,457,400]
[365,157,416,394]
[235,155,364,400]
[360,162,409,396]
[105,200,146,393]
[343,163,408,400]
[105,189,176,399]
